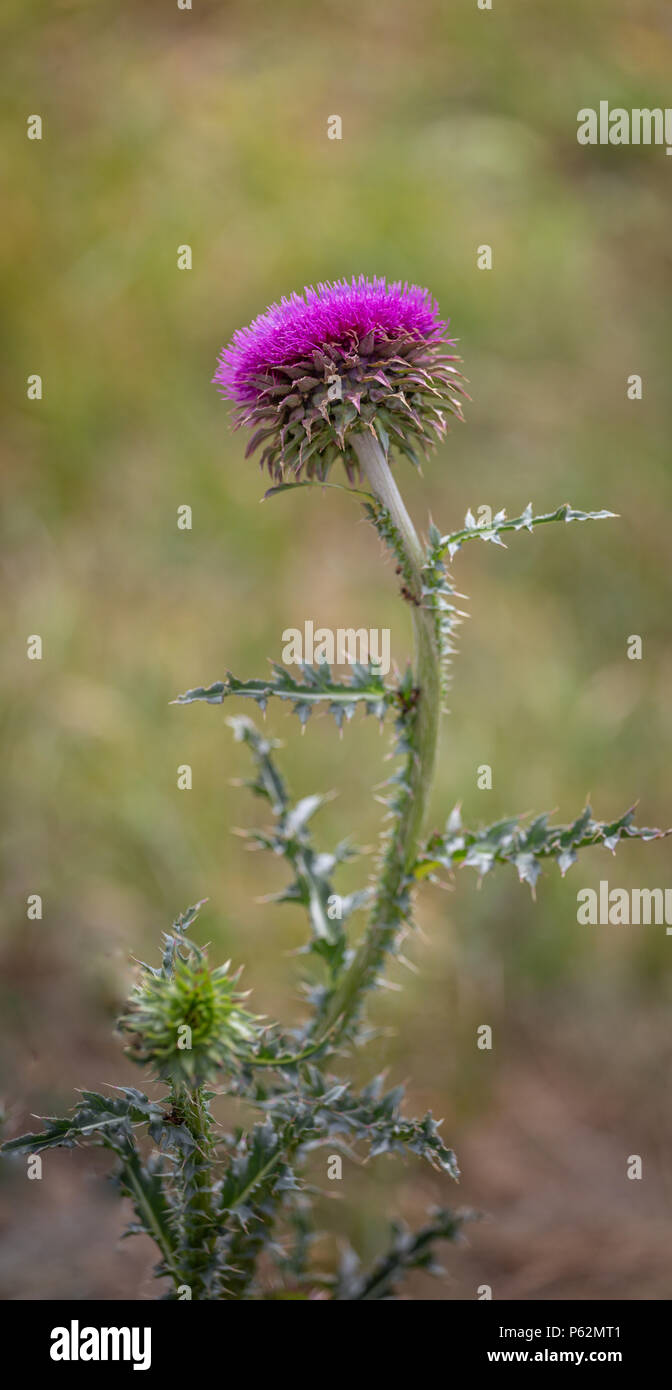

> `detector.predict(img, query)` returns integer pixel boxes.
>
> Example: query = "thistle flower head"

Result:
[213,276,466,483]
[118,939,261,1087]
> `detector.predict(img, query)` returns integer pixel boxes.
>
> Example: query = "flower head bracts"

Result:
[214,277,466,482]
[119,937,261,1086]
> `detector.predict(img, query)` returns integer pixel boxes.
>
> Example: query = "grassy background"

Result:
[1,0,671,1299]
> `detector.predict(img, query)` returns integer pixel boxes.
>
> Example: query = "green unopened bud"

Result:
[118,939,261,1087]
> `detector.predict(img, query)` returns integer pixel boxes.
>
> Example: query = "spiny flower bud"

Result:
[118,940,261,1087]
[213,276,466,483]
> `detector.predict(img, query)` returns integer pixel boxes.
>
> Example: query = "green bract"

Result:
[118,939,260,1086]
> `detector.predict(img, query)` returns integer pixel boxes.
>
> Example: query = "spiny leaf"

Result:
[262,480,372,502]
[334,1207,475,1300]
[264,1070,459,1180]
[114,1145,179,1279]
[218,1120,291,1214]
[439,502,618,560]
[160,899,208,977]
[172,662,393,728]
[228,716,368,975]
[1,1089,165,1155]
[416,802,669,894]
[217,1121,299,1300]
[229,715,290,814]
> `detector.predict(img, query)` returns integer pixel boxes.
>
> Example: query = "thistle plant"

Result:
[3,276,666,1301]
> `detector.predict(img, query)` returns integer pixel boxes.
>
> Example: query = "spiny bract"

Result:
[213,276,467,482]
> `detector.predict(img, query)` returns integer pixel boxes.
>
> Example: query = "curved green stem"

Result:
[314,431,442,1037]
[248,1019,341,1068]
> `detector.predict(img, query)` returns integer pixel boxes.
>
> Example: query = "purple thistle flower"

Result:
[213,276,467,483]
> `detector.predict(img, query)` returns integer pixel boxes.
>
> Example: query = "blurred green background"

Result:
[2,0,671,1299]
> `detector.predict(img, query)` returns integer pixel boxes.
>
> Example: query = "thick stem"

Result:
[173,1083,218,1298]
[316,431,442,1035]
[353,432,442,856]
